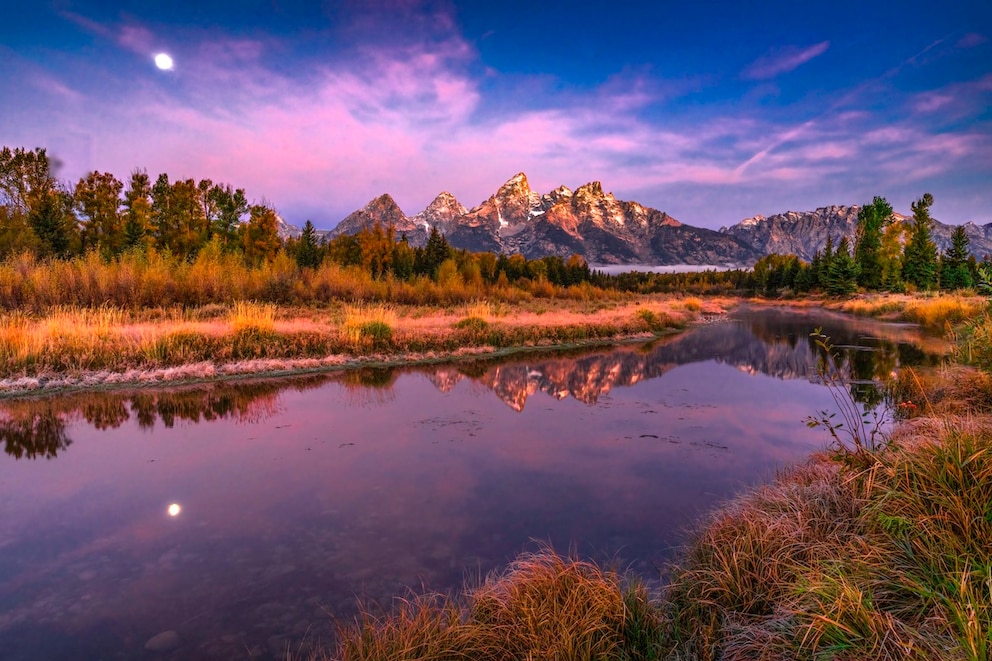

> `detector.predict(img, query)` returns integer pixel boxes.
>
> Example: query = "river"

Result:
[0,305,946,660]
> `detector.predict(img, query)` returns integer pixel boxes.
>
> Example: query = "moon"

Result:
[167,503,182,517]
[154,53,174,71]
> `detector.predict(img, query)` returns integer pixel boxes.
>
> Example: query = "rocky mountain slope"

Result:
[721,207,992,261]
[323,176,990,266]
[328,173,761,266]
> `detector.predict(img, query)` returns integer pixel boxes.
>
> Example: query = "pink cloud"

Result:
[957,33,988,48]
[743,41,830,80]
[12,14,990,229]
[914,93,954,113]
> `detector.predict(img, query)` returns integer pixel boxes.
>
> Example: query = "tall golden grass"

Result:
[0,251,628,310]
[838,293,987,331]
[326,550,662,661]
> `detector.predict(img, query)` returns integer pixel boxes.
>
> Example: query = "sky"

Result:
[1,0,990,230]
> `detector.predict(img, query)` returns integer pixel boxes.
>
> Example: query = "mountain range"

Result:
[301,174,992,266]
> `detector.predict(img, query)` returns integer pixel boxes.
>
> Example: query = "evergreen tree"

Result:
[294,220,322,269]
[793,262,813,293]
[391,236,416,280]
[29,187,76,258]
[808,250,822,290]
[902,193,938,290]
[940,224,973,290]
[817,236,835,287]
[854,196,892,290]
[825,236,859,296]
[422,226,452,279]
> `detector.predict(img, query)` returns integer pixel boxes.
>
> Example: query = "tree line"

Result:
[2,146,981,299]
[0,146,284,264]
[746,193,983,296]
[0,146,595,293]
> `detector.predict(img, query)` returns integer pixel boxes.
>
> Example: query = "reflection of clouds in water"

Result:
[0,307,942,659]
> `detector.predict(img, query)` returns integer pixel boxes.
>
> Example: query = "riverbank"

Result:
[307,307,992,661]
[0,295,730,398]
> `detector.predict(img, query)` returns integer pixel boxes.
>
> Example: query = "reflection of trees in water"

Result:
[0,307,947,458]
[0,376,331,460]
[0,407,71,459]
[336,368,398,407]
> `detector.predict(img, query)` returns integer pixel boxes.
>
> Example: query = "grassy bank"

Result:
[832,292,986,332]
[308,308,992,661]
[0,296,726,395]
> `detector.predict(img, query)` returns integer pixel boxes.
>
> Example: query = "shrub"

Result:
[343,305,397,351]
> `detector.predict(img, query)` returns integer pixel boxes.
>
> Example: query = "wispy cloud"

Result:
[743,41,830,80]
[7,13,990,228]
[957,32,988,48]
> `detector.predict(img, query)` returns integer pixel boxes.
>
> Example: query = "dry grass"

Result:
[325,549,663,661]
[342,304,398,349]
[230,301,276,334]
[836,294,987,331]
[659,364,992,660]
[0,296,723,385]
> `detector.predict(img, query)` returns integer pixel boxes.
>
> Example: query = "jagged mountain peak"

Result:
[496,172,533,198]
[420,191,466,215]
[329,175,761,266]
[574,181,607,198]
[365,193,404,214]
[411,192,468,233]
[327,192,411,239]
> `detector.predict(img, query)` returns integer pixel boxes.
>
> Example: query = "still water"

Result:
[0,306,946,660]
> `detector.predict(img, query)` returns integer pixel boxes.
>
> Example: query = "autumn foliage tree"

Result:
[75,171,124,257]
[240,204,281,265]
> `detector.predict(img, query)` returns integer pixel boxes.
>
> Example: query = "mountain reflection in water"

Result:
[2,305,945,461]
[0,305,947,661]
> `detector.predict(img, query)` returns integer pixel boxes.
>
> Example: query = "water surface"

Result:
[0,305,945,660]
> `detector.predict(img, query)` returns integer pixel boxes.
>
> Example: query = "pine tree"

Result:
[854,196,892,290]
[902,193,938,290]
[817,236,835,288]
[295,220,322,269]
[940,224,973,290]
[29,187,75,258]
[422,226,452,279]
[825,236,859,296]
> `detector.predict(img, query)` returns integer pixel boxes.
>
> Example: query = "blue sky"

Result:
[1,0,990,229]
